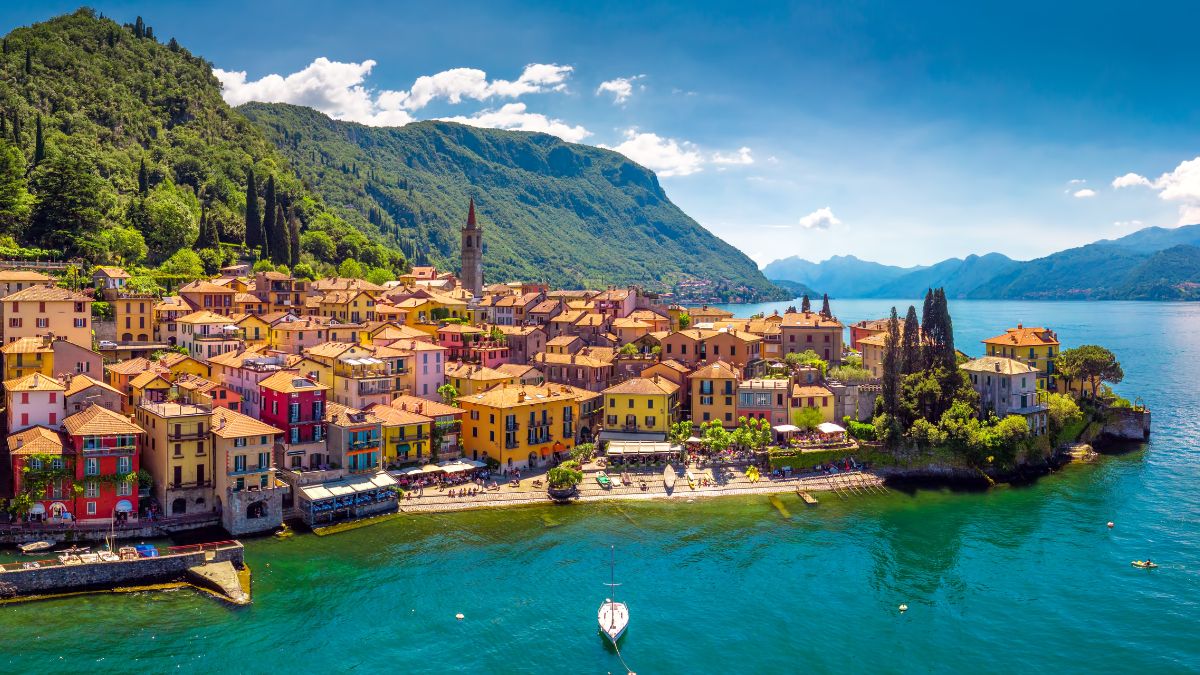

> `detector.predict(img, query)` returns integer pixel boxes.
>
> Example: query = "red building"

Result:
[62,405,145,523]
[7,426,72,523]
[848,318,890,352]
[259,370,329,470]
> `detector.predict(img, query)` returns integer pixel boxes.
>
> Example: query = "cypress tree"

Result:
[881,306,901,422]
[262,175,277,257]
[935,288,955,368]
[920,288,935,367]
[820,293,831,318]
[137,158,148,195]
[12,113,20,144]
[24,49,31,75]
[196,206,214,248]
[244,168,260,249]
[800,294,811,313]
[287,207,301,266]
[900,305,921,375]
[272,204,289,264]
[33,115,43,166]
[145,26,154,41]
[134,16,144,38]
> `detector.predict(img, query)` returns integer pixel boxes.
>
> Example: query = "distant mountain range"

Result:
[763,224,1200,300]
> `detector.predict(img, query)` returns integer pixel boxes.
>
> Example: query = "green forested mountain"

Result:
[239,102,785,299]
[0,8,405,277]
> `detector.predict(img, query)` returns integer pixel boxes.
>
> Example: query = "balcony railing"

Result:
[170,480,213,489]
[349,439,381,450]
[82,444,136,455]
[229,464,273,477]
[357,378,393,396]
[169,430,206,441]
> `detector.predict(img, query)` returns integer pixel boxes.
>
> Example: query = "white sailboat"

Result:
[598,545,629,644]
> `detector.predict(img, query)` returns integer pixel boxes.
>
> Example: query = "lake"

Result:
[1,299,1197,673]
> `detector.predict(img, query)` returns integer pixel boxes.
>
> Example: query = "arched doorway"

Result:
[247,501,267,519]
[579,426,592,443]
[527,451,538,468]
[136,333,148,341]
[121,333,133,342]
[171,498,187,514]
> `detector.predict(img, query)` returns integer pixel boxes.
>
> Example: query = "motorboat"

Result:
[18,541,53,555]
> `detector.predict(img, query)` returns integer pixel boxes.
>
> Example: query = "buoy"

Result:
[898,604,908,612]
[1107,521,1114,528]
[455,613,464,620]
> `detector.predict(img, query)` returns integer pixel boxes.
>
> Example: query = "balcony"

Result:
[229,464,273,477]
[169,480,213,489]
[357,377,393,396]
[82,443,136,455]
[349,438,381,450]
[169,430,206,441]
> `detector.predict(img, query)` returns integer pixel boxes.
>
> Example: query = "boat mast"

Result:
[610,545,616,628]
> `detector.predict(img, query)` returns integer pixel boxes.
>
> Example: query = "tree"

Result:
[820,293,831,317]
[668,420,694,445]
[159,249,205,281]
[801,294,811,313]
[700,419,732,452]
[124,275,165,296]
[900,304,921,375]
[244,168,260,249]
[365,267,393,285]
[1057,345,1123,399]
[437,383,458,406]
[338,258,364,278]
[881,306,901,421]
[196,206,217,249]
[28,148,109,255]
[261,175,277,257]
[32,115,44,166]
[792,406,823,431]
[137,157,148,195]
[292,262,316,280]
[1044,392,1083,441]
[677,313,691,330]
[287,207,301,266]
[142,184,198,262]
[271,203,289,264]
[0,140,32,233]
[784,349,827,377]
[302,230,336,261]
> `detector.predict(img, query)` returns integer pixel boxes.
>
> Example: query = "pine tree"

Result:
[134,16,144,38]
[820,293,831,317]
[244,168,260,249]
[900,305,921,375]
[881,306,901,421]
[137,158,148,195]
[287,207,301,267]
[271,204,289,264]
[800,294,811,313]
[262,175,277,258]
[33,115,44,166]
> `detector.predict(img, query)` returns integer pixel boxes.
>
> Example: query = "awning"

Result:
[462,459,486,468]
[115,500,134,513]
[598,430,668,443]
[421,464,443,473]
[392,467,424,476]
[684,436,703,444]
[606,440,672,456]
[298,471,397,503]
[29,503,45,515]
[438,461,476,473]
[773,424,801,433]
[817,422,846,434]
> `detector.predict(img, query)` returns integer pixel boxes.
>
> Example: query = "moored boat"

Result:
[663,464,677,490]
[18,541,52,555]
[1132,560,1158,569]
[598,545,629,644]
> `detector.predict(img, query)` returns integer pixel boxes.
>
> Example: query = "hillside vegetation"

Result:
[240,103,784,299]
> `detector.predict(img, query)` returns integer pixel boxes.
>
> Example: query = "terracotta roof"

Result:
[138,402,209,418]
[157,352,203,368]
[494,325,543,336]
[129,370,172,389]
[576,314,608,327]
[179,280,236,295]
[259,370,330,394]
[304,342,360,359]
[961,356,1040,375]
[533,351,612,368]
[1,285,90,303]
[550,310,586,324]
[63,373,122,398]
[603,376,679,396]
[106,357,161,376]
[94,266,131,278]
[791,384,834,398]
[177,310,233,324]
[496,363,540,379]
[690,360,739,379]
[8,426,65,455]
[367,403,433,426]
[1,337,52,354]
[325,402,382,427]
[779,311,842,328]
[444,362,513,381]
[389,394,463,418]
[172,374,223,393]
[311,277,386,293]
[982,326,1060,348]
[4,372,66,392]
[687,306,735,318]
[0,269,51,281]
[62,405,144,436]
[460,382,595,408]
[437,324,485,334]
[529,300,562,314]
[233,292,262,304]
[612,318,651,329]
[211,407,283,439]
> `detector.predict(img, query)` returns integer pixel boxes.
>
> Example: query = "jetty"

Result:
[0,540,250,605]
[797,491,818,505]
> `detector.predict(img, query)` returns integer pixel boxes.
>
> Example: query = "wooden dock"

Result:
[797,490,818,505]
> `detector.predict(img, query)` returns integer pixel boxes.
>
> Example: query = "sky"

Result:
[7,0,1200,268]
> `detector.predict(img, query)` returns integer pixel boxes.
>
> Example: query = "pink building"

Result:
[469,341,511,368]
[436,324,485,361]
[5,372,64,432]
[394,340,446,399]
[208,347,299,418]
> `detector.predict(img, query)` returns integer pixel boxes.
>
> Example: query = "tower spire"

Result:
[466,198,477,229]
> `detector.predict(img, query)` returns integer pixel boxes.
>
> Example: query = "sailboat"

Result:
[598,545,629,644]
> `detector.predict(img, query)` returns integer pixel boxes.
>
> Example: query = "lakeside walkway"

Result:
[396,463,886,514]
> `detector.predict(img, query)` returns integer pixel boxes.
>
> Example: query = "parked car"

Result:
[98,340,117,349]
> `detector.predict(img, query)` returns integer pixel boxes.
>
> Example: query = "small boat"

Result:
[598,546,629,645]
[686,470,696,490]
[1132,560,1158,569]
[18,541,53,555]
[596,472,612,489]
[60,545,90,555]
[663,464,677,490]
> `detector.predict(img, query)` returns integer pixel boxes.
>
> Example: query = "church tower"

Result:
[461,198,483,296]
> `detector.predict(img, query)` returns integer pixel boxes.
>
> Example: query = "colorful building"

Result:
[259,370,329,471]
[458,383,594,470]
[324,403,384,474]
[135,402,214,516]
[982,325,1061,390]
[961,356,1049,435]
[0,285,92,348]
[368,403,434,466]
[690,360,740,427]
[211,406,285,535]
[5,372,65,433]
[737,378,790,426]
[62,405,144,523]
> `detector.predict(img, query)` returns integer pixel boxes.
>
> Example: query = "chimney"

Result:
[1017,323,1023,329]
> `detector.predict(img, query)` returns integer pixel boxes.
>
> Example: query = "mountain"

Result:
[871,253,1020,298]
[763,224,1200,301]
[762,254,914,297]
[240,103,785,300]
[0,9,399,273]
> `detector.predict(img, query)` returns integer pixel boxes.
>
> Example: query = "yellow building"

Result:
[445,362,515,397]
[790,384,836,424]
[1,285,92,348]
[690,360,740,427]
[459,383,594,470]
[156,352,211,380]
[318,290,377,323]
[114,294,154,343]
[982,324,1061,390]
[211,406,282,494]
[233,313,272,345]
[129,370,173,407]
[601,376,680,439]
[368,403,434,466]
[135,402,215,516]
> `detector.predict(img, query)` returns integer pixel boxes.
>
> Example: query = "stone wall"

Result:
[223,487,284,536]
[1100,407,1151,442]
[93,319,116,343]
[0,544,243,597]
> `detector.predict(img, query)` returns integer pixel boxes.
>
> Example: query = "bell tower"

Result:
[461,198,483,296]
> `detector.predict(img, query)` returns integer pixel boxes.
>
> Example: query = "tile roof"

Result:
[258,370,330,393]
[496,363,541,379]
[960,356,1040,375]
[94,266,131,278]
[8,426,65,455]
[603,376,680,396]
[791,384,834,397]
[62,405,144,436]
[138,402,210,418]
[982,326,1060,347]
[63,373,122,398]
[106,357,161,376]
[1,285,91,303]
[389,394,463,418]
[129,370,172,389]
[325,402,382,427]
[444,362,513,381]
[0,269,52,281]
[779,311,842,328]
[4,372,66,392]
[179,280,236,294]
[211,407,283,438]
[533,351,612,368]
[1,336,52,354]
[177,310,233,324]
[460,382,595,408]
[367,403,433,426]
[690,360,739,379]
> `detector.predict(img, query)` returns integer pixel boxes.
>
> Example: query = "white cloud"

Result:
[1068,178,1087,185]
[711,147,754,166]
[1073,188,1097,198]
[441,103,590,143]
[1113,219,1145,229]
[601,130,706,177]
[1111,172,1152,189]
[213,58,574,128]
[596,75,644,104]
[798,207,842,230]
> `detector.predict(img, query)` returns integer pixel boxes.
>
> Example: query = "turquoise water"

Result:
[2,299,1199,673]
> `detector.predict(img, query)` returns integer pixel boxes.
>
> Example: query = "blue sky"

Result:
[7,1,1200,267]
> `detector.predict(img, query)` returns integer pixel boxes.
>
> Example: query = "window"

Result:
[85,458,99,476]
[645,416,656,427]
[117,481,132,496]
[86,502,97,515]
[36,317,48,328]
[234,437,247,448]
[74,318,86,328]
[627,398,634,408]
[85,481,99,498]
[117,457,131,474]
[28,458,42,470]
[51,458,64,470]
[234,455,247,472]
[259,452,270,469]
